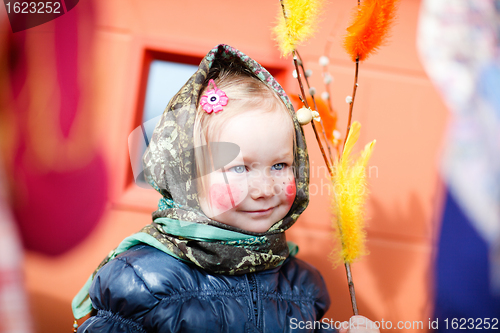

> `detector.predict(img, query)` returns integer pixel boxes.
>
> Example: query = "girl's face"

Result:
[198,108,296,233]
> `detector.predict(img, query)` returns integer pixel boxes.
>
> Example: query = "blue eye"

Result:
[272,163,286,171]
[230,165,246,174]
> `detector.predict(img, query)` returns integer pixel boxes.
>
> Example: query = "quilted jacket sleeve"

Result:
[294,257,336,333]
[77,248,161,332]
[310,268,337,333]
[311,265,337,333]
[77,311,147,333]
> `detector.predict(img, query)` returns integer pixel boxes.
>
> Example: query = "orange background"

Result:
[10,0,448,331]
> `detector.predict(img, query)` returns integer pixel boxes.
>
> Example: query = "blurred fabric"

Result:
[418,0,500,326]
[435,190,500,321]
[0,0,107,256]
[0,162,32,333]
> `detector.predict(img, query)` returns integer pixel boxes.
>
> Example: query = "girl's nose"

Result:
[249,176,274,199]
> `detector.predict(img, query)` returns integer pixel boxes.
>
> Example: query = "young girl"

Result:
[73,44,379,333]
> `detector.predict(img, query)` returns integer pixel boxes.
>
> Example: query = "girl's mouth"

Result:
[242,207,275,217]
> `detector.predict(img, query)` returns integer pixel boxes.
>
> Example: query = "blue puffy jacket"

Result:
[78,244,336,332]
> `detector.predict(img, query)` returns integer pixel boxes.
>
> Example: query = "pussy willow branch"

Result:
[339,58,361,318]
[290,61,359,316]
[291,51,333,174]
[279,0,359,317]
[295,50,334,165]
[339,0,362,316]
[278,0,333,173]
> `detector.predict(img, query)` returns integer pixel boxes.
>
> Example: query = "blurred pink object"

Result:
[1,0,108,256]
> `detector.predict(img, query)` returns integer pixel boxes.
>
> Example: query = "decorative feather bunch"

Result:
[343,0,399,61]
[331,121,375,264]
[273,0,324,57]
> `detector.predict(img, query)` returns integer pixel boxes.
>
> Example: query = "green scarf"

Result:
[72,44,309,319]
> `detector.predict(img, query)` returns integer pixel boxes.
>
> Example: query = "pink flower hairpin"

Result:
[200,79,228,113]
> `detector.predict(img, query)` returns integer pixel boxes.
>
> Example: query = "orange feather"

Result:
[343,0,399,62]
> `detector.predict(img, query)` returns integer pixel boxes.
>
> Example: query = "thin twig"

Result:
[292,51,333,176]
[337,0,362,318]
[295,51,334,165]
[279,0,359,316]
[345,263,359,315]
[339,2,362,316]
[342,57,360,153]
[279,0,287,18]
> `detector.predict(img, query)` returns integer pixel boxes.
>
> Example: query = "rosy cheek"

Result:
[285,180,296,205]
[209,184,242,211]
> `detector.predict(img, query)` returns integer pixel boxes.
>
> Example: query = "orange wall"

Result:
[21,0,448,332]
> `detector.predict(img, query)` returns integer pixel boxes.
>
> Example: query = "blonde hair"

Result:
[194,68,296,203]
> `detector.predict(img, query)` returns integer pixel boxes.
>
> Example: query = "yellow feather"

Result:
[273,0,324,57]
[341,122,361,169]
[331,121,375,264]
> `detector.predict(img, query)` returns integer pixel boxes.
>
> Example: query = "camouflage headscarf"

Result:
[140,44,310,275]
